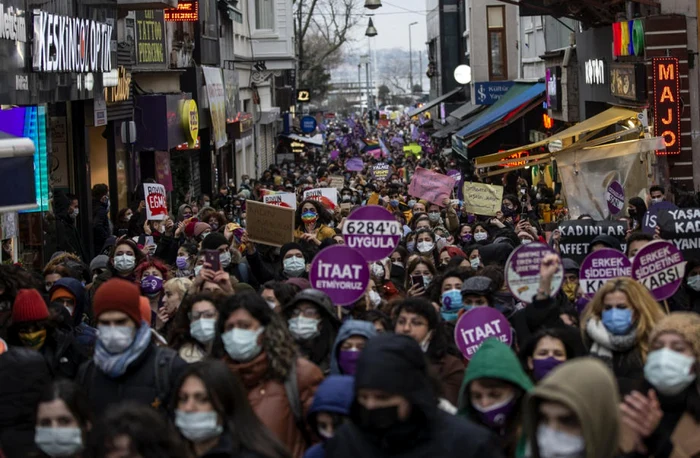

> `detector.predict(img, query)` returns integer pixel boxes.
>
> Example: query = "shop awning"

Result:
[407,86,464,118]
[281,133,324,146]
[475,106,640,165]
[455,83,546,140]
[432,104,484,139]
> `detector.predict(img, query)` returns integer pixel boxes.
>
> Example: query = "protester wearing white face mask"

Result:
[91,240,144,300]
[217,292,323,458]
[34,380,91,458]
[282,289,341,374]
[168,293,219,363]
[78,278,187,417]
[172,360,290,458]
[618,313,700,457]
[522,358,620,458]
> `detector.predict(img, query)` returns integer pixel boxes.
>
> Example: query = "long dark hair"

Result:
[295,199,332,229]
[36,380,92,430]
[167,292,223,352]
[171,361,291,458]
[213,292,297,381]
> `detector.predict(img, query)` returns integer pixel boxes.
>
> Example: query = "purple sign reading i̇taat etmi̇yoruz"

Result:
[505,243,563,303]
[606,180,625,215]
[342,205,401,262]
[309,245,370,306]
[454,307,512,360]
[631,240,686,301]
[579,248,632,299]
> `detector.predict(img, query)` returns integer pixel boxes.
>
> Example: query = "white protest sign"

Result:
[263,192,297,210]
[144,183,168,220]
[304,188,338,209]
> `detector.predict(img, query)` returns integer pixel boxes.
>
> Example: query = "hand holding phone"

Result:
[203,249,221,272]
[411,275,425,289]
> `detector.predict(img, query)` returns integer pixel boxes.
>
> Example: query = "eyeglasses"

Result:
[189,310,218,321]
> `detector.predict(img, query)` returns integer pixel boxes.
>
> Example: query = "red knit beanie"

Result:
[94,278,142,325]
[12,289,49,323]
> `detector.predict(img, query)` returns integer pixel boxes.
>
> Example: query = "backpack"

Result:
[284,359,313,446]
[77,346,176,411]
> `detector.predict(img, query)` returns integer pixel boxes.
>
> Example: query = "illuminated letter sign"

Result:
[164,2,198,22]
[652,57,681,155]
[296,89,310,103]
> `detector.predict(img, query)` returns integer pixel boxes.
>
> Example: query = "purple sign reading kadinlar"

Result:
[579,248,632,299]
[505,243,563,303]
[309,245,370,306]
[632,240,686,301]
[606,181,625,215]
[342,205,401,262]
[454,307,512,360]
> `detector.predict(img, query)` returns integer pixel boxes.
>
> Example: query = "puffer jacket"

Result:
[0,348,52,458]
[226,353,324,458]
[304,375,355,458]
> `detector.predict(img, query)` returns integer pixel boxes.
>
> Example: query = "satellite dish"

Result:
[454,65,472,85]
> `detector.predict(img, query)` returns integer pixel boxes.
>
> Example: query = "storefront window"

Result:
[487,6,507,80]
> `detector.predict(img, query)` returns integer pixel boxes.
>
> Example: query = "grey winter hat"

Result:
[461,276,494,296]
[90,255,109,272]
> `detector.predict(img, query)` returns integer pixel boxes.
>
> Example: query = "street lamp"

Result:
[365,17,378,37]
[364,0,382,9]
[409,21,418,90]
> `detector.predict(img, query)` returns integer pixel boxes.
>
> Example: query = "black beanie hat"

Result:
[201,232,229,250]
[280,242,304,259]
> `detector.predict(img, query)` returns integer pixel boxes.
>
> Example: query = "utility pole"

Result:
[409,22,418,91]
[419,50,423,92]
[357,63,362,107]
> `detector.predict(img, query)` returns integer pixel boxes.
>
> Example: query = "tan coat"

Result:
[227,353,324,458]
[670,412,700,458]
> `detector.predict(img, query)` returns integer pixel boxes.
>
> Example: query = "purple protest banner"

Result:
[342,205,401,262]
[454,307,512,360]
[309,246,370,306]
[506,243,563,303]
[631,240,686,301]
[579,248,632,299]
[642,201,678,234]
[346,157,364,172]
[606,181,625,215]
[371,163,390,181]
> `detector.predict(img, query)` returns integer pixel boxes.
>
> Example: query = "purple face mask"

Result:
[338,349,361,375]
[141,275,163,295]
[532,356,563,381]
[176,256,189,270]
[472,395,517,430]
[461,234,473,243]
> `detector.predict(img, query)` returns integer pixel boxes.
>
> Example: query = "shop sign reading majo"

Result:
[653,57,681,156]
[33,11,112,72]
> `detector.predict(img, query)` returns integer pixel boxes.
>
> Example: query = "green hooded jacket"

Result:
[457,338,534,415]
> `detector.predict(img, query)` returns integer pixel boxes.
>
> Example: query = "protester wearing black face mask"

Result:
[326,333,503,458]
[627,197,647,231]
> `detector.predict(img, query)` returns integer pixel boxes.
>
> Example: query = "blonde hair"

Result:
[580,277,666,359]
[164,277,192,298]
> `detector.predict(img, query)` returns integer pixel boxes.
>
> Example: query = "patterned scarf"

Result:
[94,323,152,378]
[586,318,638,364]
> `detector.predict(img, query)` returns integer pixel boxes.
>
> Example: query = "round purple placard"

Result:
[631,240,686,301]
[454,307,512,360]
[309,245,370,306]
[505,242,563,303]
[342,205,402,262]
[606,181,625,215]
[579,248,632,299]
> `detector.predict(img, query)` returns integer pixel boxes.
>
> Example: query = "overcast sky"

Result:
[347,0,428,52]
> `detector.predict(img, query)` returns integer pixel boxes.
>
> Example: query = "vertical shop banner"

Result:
[144,183,168,220]
[134,10,166,68]
[223,69,240,122]
[155,151,173,191]
[202,66,227,149]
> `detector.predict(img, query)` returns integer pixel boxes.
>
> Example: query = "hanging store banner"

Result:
[202,66,227,149]
[652,57,681,156]
[223,69,240,122]
[134,10,166,68]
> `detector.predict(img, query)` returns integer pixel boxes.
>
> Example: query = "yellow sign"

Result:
[180,99,199,147]
[104,67,131,104]
[462,182,505,217]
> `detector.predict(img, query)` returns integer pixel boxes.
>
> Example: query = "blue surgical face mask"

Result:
[687,275,700,292]
[441,289,463,311]
[601,308,634,335]
[407,241,416,252]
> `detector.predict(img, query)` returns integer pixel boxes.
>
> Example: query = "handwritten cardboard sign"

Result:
[263,192,297,210]
[462,182,504,216]
[245,200,295,247]
[144,183,168,220]
[407,167,455,205]
[329,176,345,190]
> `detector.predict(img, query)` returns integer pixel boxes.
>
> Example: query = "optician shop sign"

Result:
[32,11,113,72]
